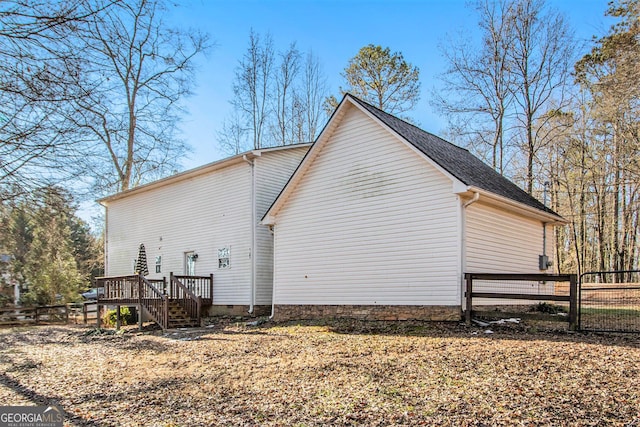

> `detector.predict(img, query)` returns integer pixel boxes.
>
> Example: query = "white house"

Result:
[261,94,566,321]
[99,144,310,316]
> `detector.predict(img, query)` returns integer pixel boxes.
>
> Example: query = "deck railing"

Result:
[170,273,202,326]
[139,276,169,330]
[97,273,213,329]
[170,273,213,302]
[97,274,169,329]
[101,275,140,301]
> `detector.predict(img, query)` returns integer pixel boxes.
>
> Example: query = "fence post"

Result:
[64,305,69,324]
[568,274,578,331]
[465,273,472,325]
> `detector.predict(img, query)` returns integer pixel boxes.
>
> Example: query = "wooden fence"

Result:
[0,305,69,326]
[465,273,578,330]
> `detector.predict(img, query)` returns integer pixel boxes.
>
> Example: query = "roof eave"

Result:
[260,97,353,224]
[463,186,567,225]
[97,154,248,205]
[98,144,312,206]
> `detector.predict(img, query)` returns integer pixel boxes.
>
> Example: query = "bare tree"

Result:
[301,51,329,142]
[508,0,574,194]
[272,43,301,146]
[434,0,515,175]
[1,0,207,197]
[575,0,640,276]
[231,30,274,150]
[65,0,208,193]
[220,33,328,154]
[0,0,109,200]
[217,111,248,155]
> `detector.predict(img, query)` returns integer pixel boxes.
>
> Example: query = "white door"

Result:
[184,251,196,276]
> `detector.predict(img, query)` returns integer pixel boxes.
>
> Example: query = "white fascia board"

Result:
[97,155,248,206]
[260,102,351,225]
[463,186,567,224]
[346,95,465,190]
[97,144,313,206]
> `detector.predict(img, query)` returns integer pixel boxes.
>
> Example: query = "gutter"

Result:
[242,154,256,314]
[465,186,566,224]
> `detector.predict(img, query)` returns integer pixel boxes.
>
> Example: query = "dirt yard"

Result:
[1,320,639,426]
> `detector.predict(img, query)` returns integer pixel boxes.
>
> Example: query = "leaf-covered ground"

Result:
[0,320,639,426]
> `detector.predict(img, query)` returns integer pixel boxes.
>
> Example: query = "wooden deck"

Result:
[96,273,213,329]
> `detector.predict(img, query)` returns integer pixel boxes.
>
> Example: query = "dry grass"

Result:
[1,320,639,426]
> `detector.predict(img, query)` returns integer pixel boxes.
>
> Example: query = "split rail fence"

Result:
[0,305,69,326]
[464,273,578,330]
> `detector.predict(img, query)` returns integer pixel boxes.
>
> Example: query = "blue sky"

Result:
[168,0,613,170]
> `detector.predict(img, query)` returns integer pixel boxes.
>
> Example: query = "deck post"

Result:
[465,273,473,326]
[163,295,169,330]
[96,304,101,328]
[209,274,214,301]
[169,272,174,299]
[137,275,143,331]
[116,305,121,330]
[568,274,578,331]
[197,296,202,326]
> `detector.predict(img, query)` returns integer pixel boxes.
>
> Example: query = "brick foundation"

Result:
[206,305,271,317]
[273,304,461,322]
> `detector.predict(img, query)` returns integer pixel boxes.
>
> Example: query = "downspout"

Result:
[461,191,480,311]
[268,224,276,320]
[242,154,256,314]
[463,191,480,208]
[541,181,549,270]
[101,202,109,277]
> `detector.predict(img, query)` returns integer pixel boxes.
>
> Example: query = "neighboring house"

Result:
[99,144,311,316]
[262,94,566,321]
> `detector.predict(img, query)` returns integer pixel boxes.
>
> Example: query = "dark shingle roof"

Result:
[348,95,557,216]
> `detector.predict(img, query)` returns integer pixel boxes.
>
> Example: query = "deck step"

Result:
[166,301,199,328]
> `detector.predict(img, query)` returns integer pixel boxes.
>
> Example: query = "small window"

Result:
[155,256,162,274]
[218,246,230,269]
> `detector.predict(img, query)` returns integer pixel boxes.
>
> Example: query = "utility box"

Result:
[539,255,550,271]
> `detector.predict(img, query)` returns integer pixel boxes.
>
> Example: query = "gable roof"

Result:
[348,95,556,216]
[98,143,312,205]
[262,94,564,224]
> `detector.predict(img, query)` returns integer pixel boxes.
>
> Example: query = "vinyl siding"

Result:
[465,202,554,298]
[273,106,460,306]
[105,162,253,304]
[253,147,310,305]
[465,202,545,272]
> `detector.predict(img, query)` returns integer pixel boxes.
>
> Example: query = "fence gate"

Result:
[579,270,640,333]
